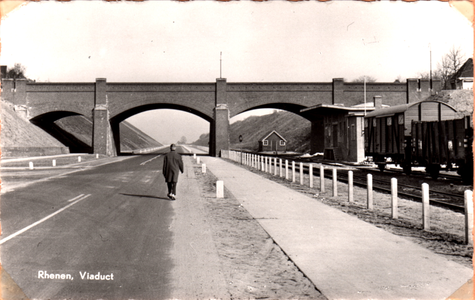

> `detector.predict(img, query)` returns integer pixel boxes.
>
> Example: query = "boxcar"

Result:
[411,116,473,181]
[364,100,467,178]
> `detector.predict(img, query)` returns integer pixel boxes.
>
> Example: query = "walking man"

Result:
[162,144,184,200]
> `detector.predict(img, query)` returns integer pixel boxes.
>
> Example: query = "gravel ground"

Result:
[193,159,472,299]
[194,166,328,300]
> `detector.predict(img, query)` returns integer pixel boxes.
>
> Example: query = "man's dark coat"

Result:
[162,150,184,182]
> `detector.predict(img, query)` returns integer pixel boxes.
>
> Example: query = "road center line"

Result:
[140,155,161,166]
[68,194,85,202]
[0,194,91,245]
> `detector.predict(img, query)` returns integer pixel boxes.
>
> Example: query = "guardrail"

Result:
[221,150,474,245]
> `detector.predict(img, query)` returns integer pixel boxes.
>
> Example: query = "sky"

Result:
[1,1,473,144]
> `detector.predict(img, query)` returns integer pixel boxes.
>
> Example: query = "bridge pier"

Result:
[210,78,230,157]
[93,78,116,156]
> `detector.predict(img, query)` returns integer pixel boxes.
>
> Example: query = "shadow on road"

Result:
[120,193,172,201]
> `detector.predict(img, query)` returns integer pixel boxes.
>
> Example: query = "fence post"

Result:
[274,158,278,176]
[464,190,473,245]
[309,163,314,188]
[280,159,283,177]
[292,161,296,182]
[348,171,353,203]
[391,178,398,219]
[320,164,325,193]
[299,162,304,185]
[422,183,430,231]
[216,181,224,198]
[367,174,373,211]
[285,160,289,180]
[332,168,337,197]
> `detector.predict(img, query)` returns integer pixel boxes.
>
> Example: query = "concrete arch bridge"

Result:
[1,77,437,157]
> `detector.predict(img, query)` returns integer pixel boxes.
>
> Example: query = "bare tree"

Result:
[6,63,27,79]
[436,46,465,89]
[352,75,377,83]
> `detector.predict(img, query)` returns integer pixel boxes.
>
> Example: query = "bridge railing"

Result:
[220,149,474,245]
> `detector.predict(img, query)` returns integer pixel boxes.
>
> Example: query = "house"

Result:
[450,58,473,90]
[258,130,287,153]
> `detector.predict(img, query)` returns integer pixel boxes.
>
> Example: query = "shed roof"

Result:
[364,100,457,118]
[260,130,287,142]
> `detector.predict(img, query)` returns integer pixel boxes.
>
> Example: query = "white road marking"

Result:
[140,155,161,166]
[68,194,85,202]
[0,194,91,245]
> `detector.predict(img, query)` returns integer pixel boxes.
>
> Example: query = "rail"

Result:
[220,149,474,245]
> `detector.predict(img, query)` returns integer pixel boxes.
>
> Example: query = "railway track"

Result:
[236,155,467,213]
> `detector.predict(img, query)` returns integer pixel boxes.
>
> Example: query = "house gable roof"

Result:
[260,130,287,142]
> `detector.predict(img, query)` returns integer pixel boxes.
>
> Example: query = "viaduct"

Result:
[1,77,438,156]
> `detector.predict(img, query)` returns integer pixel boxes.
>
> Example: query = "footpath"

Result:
[199,156,473,300]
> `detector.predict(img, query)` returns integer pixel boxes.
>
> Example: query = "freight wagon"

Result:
[364,100,473,181]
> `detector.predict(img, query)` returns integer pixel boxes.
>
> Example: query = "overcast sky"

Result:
[1,1,473,144]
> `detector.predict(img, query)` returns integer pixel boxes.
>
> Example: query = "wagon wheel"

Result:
[426,164,440,180]
[402,163,412,175]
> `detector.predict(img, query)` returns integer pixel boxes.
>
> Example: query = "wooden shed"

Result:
[258,130,287,153]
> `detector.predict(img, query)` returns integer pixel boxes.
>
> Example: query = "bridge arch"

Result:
[231,103,310,120]
[30,111,93,153]
[110,104,213,154]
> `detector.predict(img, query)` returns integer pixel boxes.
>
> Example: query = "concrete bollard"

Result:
[78,156,82,162]
[202,163,207,174]
[391,178,398,219]
[29,162,34,170]
[332,168,337,197]
[367,174,373,211]
[292,161,296,182]
[309,163,313,188]
[320,164,325,193]
[348,171,353,203]
[285,160,289,180]
[279,159,283,177]
[464,190,473,245]
[52,159,56,167]
[216,180,224,198]
[299,162,304,185]
[422,183,430,230]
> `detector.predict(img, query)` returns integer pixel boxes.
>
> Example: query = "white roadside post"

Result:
[422,183,430,231]
[309,163,314,188]
[216,181,224,198]
[193,153,197,160]
[367,174,373,211]
[299,162,304,185]
[391,178,398,219]
[332,168,337,197]
[78,156,82,163]
[285,160,289,180]
[464,190,473,245]
[197,157,201,164]
[202,163,207,174]
[52,159,56,167]
[29,162,34,170]
[320,164,325,193]
[279,159,283,177]
[348,171,354,203]
[292,161,296,182]
[96,154,99,159]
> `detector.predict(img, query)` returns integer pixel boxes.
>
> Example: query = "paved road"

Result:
[1,147,190,299]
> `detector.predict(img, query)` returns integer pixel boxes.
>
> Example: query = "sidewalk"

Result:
[200,156,473,300]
